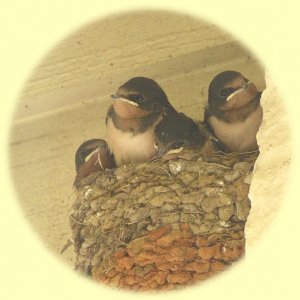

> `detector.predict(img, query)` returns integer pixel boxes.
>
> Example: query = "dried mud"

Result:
[69,149,258,291]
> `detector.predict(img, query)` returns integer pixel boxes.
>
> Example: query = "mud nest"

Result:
[69,150,258,291]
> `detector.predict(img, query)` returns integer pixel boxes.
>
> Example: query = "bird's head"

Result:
[111,77,174,119]
[208,70,258,111]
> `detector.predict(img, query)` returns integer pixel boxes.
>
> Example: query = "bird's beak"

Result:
[110,93,120,99]
[226,81,252,102]
[110,93,139,106]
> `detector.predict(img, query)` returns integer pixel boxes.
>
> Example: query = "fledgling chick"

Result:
[204,70,263,153]
[154,111,217,160]
[106,77,176,166]
[74,139,115,187]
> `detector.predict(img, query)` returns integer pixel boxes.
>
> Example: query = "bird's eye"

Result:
[220,89,229,97]
[134,94,145,103]
[220,88,234,97]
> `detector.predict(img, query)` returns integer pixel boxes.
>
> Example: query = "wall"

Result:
[9,11,265,265]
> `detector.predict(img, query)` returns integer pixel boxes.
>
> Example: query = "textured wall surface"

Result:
[246,71,291,246]
[9,11,265,266]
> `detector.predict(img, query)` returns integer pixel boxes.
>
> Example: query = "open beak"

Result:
[226,81,252,102]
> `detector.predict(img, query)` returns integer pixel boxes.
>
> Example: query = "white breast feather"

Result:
[209,105,263,152]
[106,118,157,166]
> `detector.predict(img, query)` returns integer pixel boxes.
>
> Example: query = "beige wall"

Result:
[246,71,291,247]
[10,11,265,265]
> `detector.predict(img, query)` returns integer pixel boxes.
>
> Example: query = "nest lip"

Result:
[75,148,259,188]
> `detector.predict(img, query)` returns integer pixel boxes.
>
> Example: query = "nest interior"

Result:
[69,149,258,291]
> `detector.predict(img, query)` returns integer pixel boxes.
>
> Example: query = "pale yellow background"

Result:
[1,0,299,300]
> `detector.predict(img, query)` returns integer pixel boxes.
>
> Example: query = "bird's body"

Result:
[207,94,262,152]
[154,111,218,160]
[106,77,175,166]
[204,71,262,153]
[106,107,163,165]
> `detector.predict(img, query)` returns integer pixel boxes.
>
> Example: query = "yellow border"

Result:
[1,1,299,299]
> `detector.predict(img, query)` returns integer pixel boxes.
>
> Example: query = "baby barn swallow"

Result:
[154,111,217,159]
[106,77,175,166]
[204,70,263,153]
[74,139,115,187]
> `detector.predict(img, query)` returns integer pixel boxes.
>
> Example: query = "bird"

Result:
[154,111,219,160]
[106,77,176,166]
[74,139,115,187]
[204,70,263,153]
